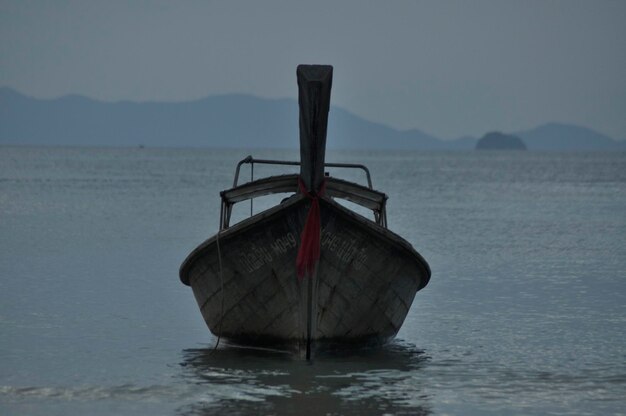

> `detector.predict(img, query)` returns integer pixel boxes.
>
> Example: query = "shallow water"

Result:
[1,147,625,415]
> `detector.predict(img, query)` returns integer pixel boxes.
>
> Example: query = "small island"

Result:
[476,131,527,150]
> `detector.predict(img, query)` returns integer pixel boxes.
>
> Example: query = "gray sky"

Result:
[1,0,625,139]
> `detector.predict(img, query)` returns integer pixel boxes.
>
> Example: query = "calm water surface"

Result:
[1,147,625,415]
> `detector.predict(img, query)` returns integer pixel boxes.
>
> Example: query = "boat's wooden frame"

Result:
[179,65,431,358]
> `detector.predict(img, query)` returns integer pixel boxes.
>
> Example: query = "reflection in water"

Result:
[177,341,431,415]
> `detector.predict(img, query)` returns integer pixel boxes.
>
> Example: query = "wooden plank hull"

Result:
[179,196,430,354]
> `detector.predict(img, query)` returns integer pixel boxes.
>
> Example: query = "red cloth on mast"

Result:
[296,178,326,279]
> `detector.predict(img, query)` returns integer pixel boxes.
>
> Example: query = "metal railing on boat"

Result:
[220,155,386,230]
[233,156,374,190]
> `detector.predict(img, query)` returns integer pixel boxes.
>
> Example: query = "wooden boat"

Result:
[180,65,431,359]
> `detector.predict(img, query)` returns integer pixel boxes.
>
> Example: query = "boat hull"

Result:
[180,196,430,353]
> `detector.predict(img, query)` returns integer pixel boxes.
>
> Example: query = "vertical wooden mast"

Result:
[297,65,333,193]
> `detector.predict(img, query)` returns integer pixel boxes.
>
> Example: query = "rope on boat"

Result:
[296,177,327,279]
[211,229,225,352]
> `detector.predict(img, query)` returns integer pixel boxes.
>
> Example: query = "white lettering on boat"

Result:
[320,228,367,270]
[238,232,297,273]
[239,244,274,273]
[236,230,368,273]
[270,232,297,255]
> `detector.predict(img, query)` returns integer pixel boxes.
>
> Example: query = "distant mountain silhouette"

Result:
[0,87,444,150]
[476,132,527,150]
[1,87,623,150]
[515,122,625,151]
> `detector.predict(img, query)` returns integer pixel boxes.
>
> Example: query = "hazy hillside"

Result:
[516,123,625,150]
[0,87,443,150]
[1,87,623,150]
[0,87,299,148]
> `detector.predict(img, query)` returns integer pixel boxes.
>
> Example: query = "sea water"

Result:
[1,146,624,415]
